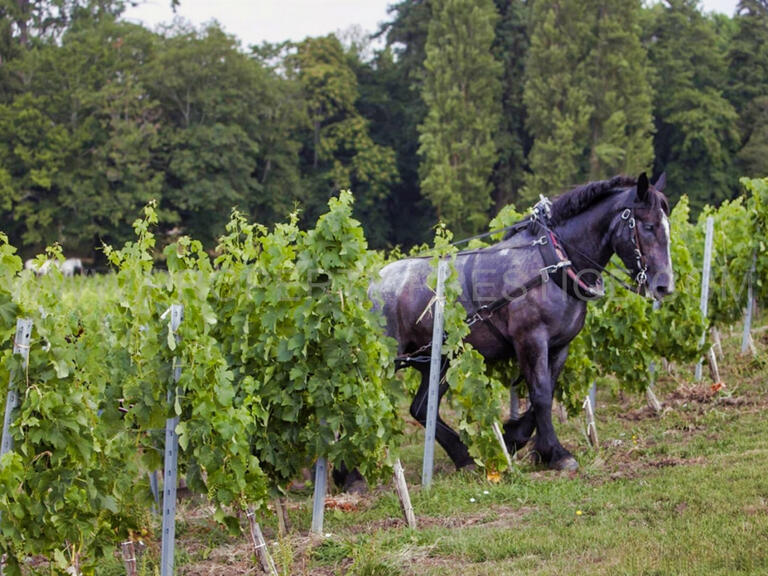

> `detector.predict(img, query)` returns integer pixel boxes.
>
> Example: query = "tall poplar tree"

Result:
[523,0,591,202]
[523,0,654,202]
[418,0,501,236]
[728,0,768,177]
[491,0,530,210]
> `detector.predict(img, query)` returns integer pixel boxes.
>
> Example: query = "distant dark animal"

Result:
[368,173,673,473]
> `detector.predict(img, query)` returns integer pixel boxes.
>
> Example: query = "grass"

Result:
[80,326,768,575]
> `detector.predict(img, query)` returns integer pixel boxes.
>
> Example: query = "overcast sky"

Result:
[123,0,740,49]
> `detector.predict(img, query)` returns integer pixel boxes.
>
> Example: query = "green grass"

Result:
[91,328,768,576]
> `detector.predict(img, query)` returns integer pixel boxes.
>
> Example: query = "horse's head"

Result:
[613,173,674,301]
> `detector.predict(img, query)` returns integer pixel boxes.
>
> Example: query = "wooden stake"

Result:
[121,541,137,576]
[555,400,568,423]
[583,396,599,449]
[707,346,721,383]
[393,459,417,529]
[492,421,514,469]
[646,387,662,413]
[273,497,289,536]
[246,509,278,576]
[711,327,723,360]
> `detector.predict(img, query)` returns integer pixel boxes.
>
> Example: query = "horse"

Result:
[24,258,84,277]
[367,173,673,474]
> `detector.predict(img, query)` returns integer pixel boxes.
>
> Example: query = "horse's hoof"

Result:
[551,456,579,471]
[457,460,477,472]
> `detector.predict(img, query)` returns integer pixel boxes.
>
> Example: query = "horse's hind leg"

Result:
[410,363,475,469]
[331,461,367,494]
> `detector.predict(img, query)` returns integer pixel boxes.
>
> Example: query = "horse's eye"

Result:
[643,224,654,232]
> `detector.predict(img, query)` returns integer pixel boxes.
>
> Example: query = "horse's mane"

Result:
[548,175,637,225]
[502,175,674,240]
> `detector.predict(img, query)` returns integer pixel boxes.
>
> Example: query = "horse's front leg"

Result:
[515,335,578,471]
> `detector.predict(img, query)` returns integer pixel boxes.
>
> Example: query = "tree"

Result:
[418,0,502,237]
[728,0,768,177]
[645,0,739,210]
[523,0,592,202]
[368,0,435,247]
[0,18,161,255]
[490,0,530,210]
[288,35,398,248]
[144,24,296,246]
[523,0,654,203]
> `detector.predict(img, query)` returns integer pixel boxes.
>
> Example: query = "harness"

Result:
[395,197,649,367]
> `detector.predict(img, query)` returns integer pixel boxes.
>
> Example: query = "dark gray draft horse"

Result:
[370,173,673,472]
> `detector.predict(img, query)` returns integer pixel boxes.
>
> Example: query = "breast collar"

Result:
[529,219,606,302]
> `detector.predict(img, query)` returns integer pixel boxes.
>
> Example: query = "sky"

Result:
[122,0,741,49]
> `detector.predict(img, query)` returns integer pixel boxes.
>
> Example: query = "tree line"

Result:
[0,0,766,257]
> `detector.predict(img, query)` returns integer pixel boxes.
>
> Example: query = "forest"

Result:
[0,0,766,258]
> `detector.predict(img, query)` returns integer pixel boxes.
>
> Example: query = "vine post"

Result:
[0,319,33,461]
[695,217,714,381]
[161,304,183,576]
[742,251,757,356]
[310,458,327,534]
[423,259,448,488]
[0,318,32,575]
[647,301,662,413]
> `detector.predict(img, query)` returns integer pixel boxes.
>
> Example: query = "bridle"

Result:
[532,196,652,296]
[619,207,648,290]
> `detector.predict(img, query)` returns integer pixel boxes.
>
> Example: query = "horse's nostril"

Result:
[656,284,672,296]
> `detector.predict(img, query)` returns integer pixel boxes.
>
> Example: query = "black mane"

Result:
[503,176,637,240]
[549,175,637,225]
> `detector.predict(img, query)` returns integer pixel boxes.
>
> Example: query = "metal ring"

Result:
[621,208,632,220]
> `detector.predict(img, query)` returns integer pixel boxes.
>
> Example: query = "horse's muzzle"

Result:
[650,270,675,301]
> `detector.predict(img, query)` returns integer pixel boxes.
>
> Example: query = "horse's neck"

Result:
[553,195,624,272]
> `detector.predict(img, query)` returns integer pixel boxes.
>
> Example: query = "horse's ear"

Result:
[636,172,650,204]
[654,171,667,192]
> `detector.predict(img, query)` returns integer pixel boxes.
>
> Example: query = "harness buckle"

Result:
[636,267,648,286]
[531,235,548,247]
[467,305,489,327]
[621,208,632,220]
[540,260,571,281]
